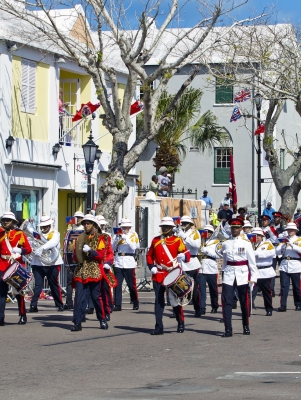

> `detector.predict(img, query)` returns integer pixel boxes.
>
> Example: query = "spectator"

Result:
[294,207,301,221]
[220,192,233,211]
[236,207,250,221]
[262,202,275,222]
[217,203,233,226]
[157,167,170,197]
[200,190,213,209]
[209,209,219,227]
[149,175,160,195]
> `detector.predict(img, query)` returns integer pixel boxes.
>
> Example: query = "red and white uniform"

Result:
[0,229,32,272]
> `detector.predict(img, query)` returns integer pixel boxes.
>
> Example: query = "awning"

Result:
[5,160,62,170]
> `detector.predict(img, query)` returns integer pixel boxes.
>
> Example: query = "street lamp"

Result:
[254,92,262,221]
[82,132,98,213]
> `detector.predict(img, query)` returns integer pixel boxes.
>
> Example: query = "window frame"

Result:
[21,58,37,114]
[214,147,232,184]
[215,78,233,104]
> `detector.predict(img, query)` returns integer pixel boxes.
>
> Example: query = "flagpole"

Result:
[254,93,262,223]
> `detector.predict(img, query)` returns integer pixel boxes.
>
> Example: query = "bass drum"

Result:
[63,229,84,266]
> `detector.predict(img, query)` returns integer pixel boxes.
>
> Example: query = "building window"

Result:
[280,149,285,170]
[214,147,231,184]
[215,78,233,104]
[10,188,39,228]
[21,59,36,114]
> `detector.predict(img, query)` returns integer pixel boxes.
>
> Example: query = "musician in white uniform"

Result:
[251,227,276,316]
[221,218,258,337]
[177,216,202,317]
[112,218,140,311]
[28,215,64,313]
[73,211,85,231]
[276,221,301,312]
[199,224,220,314]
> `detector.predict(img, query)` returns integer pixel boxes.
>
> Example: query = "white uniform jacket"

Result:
[276,236,301,273]
[179,228,201,271]
[221,236,258,286]
[113,231,140,269]
[199,239,220,274]
[254,240,276,279]
[31,230,63,266]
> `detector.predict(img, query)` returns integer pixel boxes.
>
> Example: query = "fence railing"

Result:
[136,185,198,199]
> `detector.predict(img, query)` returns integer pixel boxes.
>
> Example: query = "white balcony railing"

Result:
[59,110,86,147]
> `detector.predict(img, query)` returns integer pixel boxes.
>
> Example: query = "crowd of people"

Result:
[1,206,301,338]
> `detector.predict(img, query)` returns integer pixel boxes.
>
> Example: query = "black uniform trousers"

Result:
[252,277,273,312]
[0,271,26,320]
[153,281,184,331]
[73,280,105,325]
[65,266,76,308]
[279,270,301,307]
[185,269,201,312]
[222,280,250,331]
[30,265,63,308]
[271,256,280,293]
[114,267,138,307]
[199,273,219,311]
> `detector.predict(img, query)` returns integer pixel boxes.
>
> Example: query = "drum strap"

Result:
[5,235,20,263]
[161,242,179,269]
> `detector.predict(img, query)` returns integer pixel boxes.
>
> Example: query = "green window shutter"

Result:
[214,167,230,184]
[215,79,233,104]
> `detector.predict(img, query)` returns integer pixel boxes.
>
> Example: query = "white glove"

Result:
[83,244,91,253]
[178,230,187,240]
[151,267,158,275]
[35,247,43,257]
[104,263,111,270]
[12,247,22,254]
[177,253,185,262]
[121,234,127,240]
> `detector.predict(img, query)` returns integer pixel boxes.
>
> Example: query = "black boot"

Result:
[100,320,108,330]
[113,305,121,311]
[177,324,185,333]
[27,306,38,313]
[71,324,82,332]
[222,329,233,337]
[0,318,5,326]
[86,308,94,314]
[106,314,110,321]
[18,316,27,325]
[243,325,250,335]
[150,329,164,335]
[278,306,287,312]
[133,301,139,310]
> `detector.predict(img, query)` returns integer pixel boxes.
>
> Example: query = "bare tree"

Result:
[204,23,301,217]
[0,0,264,223]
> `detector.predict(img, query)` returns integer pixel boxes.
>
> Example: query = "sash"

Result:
[270,226,279,238]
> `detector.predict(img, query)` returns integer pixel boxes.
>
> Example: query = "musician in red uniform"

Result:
[71,214,114,332]
[146,217,190,335]
[0,212,32,325]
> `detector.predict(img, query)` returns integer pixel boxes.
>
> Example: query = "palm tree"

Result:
[137,87,230,173]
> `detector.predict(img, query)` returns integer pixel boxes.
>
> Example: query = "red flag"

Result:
[130,100,144,115]
[254,123,265,135]
[229,152,237,209]
[72,102,100,122]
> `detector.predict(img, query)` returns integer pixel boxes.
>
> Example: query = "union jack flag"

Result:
[234,88,251,103]
[230,106,242,122]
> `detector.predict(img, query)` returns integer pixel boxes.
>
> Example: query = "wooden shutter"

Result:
[21,59,36,114]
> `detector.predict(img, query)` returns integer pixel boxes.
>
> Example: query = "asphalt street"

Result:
[1,278,301,400]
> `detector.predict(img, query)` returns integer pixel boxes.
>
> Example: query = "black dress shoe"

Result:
[0,318,5,326]
[211,308,218,313]
[71,324,82,332]
[200,309,206,315]
[243,325,250,335]
[113,305,121,311]
[86,308,94,314]
[100,320,108,330]
[64,304,73,310]
[150,329,164,335]
[266,310,273,316]
[232,302,237,309]
[18,316,27,325]
[106,314,110,321]
[177,324,185,333]
[194,311,201,318]
[133,301,139,310]
[278,306,287,312]
[222,330,233,337]
[58,306,64,312]
[169,312,176,318]
[27,306,38,313]
[295,306,301,311]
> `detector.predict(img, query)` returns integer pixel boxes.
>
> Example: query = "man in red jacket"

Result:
[146,217,190,335]
[0,212,32,325]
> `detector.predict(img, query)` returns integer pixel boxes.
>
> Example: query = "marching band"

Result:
[0,209,301,338]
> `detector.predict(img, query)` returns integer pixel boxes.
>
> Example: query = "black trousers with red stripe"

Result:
[153,281,184,331]
[114,267,138,307]
[30,265,63,308]
[279,271,301,307]
[73,280,105,325]
[0,271,26,320]
[222,280,249,331]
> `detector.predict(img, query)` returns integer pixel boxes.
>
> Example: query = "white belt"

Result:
[1,255,11,260]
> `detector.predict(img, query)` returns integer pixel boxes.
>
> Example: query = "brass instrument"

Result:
[20,220,59,265]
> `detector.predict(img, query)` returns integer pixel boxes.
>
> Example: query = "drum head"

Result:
[63,230,84,266]
[163,267,181,286]
[3,262,17,280]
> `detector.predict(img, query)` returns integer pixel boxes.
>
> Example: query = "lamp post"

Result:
[254,92,262,221]
[82,122,98,213]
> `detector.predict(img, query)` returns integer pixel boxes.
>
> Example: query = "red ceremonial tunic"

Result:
[146,235,190,283]
[0,229,32,272]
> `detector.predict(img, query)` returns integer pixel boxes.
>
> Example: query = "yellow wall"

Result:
[12,56,49,141]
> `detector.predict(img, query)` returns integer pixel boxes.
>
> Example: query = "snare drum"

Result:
[163,267,193,299]
[2,262,32,293]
